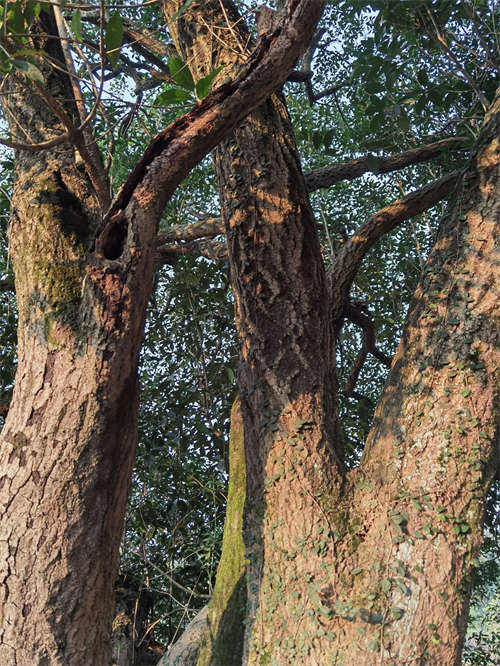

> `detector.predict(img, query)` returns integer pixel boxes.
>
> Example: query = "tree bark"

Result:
[0,15,146,663]
[164,1,499,663]
[0,3,326,663]
[196,399,247,665]
[163,3,344,662]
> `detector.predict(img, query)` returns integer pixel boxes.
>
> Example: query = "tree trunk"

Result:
[197,399,247,665]
[165,2,499,663]
[334,93,499,664]
[0,14,148,665]
[0,3,327,662]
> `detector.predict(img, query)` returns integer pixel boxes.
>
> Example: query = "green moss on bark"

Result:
[197,398,247,666]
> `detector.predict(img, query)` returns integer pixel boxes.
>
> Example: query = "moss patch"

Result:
[197,398,247,666]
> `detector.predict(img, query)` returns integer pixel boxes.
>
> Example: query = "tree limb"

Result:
[102,0,328,241]
[156,239,227,264]
[343,301,391,397]
[307,81,345,103]
[305,137,466,192]
[328,170,461,323]
[152,166,459,263]
[157,216,224,244]
[150,138,465,254]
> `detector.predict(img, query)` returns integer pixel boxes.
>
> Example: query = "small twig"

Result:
[134,550,210,600]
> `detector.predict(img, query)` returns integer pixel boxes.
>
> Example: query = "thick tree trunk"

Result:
[164,3,344,663]
[0,3,326,662]
[335,93,499,664]
[0,16,149,665]
[165,2,499,663]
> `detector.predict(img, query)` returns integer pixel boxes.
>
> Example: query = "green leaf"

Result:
[391,606,404,620]
[397,114,410,132]
[24,1,41,27]
[416,69,428,86]
[105,13,123,69]
[7,2,25,35]
[71,10,83,42]
[0,46,10,74]
[195,65,224,99]
[365,155,382,173]
[169,57,195,91]
[11,58,44,83]
[169,0,195,24]
[323,129,335,148]
[155,86,193,106]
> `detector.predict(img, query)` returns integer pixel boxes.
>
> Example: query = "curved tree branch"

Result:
[150,138,466,256]
[305,137,466,192]
[101,0,328,250]
[328,170,461,323]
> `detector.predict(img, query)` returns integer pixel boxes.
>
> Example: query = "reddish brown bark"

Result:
[0,2,325,663]
[164,2,498,664]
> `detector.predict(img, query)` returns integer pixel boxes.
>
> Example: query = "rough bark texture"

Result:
[0,2,326,663]
[304,137,466,191]
[165,1,499,663]
[164,2,343,663]
[336,91,499,664]
[0,15,147,665]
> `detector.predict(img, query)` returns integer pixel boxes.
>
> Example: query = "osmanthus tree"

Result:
[157,1,498,665]
[0,0,327,663]
[0,2,497,666]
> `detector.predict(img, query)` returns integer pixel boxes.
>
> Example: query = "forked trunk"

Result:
[164,1,499,663]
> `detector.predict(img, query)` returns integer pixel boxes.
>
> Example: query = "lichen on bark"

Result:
[196,398,247,665]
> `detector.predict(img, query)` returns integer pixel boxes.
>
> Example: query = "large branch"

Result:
[328,170,461,323]
[305,137,466,192]
[99,0,327,255]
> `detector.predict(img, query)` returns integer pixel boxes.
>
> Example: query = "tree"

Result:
[160,1,498,663]
[0,1,326,663]
[0,1,497,665]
